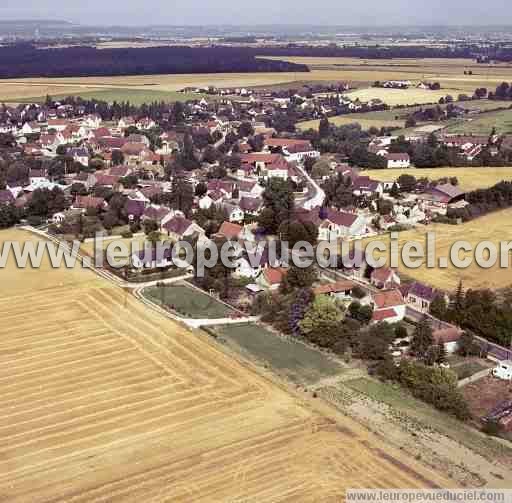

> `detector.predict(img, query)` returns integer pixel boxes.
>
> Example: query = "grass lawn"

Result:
[214,323,344,385]
[143,284,233,319]
[364,166,512,191]
[453,361,489,380]
[16,88,207,105]
[343,377,512,461]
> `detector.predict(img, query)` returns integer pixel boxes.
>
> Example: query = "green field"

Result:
[444,107,512,135]
[17,88,208,105]
[143,284,233,319]
[214,323,344,385]
[297,99,512,132]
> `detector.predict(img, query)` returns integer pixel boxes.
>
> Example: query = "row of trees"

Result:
[447,181,512,223]
[430,282,512,347]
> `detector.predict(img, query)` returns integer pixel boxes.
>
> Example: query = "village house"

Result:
[28,169,48,185]
[47,118,70,132]
[402,282,442,313]
[433,327,463,354]
[313,280,356,301]
[370,289,406,323]
[239,196,263,216]
[131,246,174,270]
[141,206,175,228]
[386,153,411,169]
[222,202,245,223]
[419,183,466,213]
[317,208,369,240]
[163,216,205,242]
[72,195,107,212]
[118,117,136,130]
[68,147,89,167]
[124,199,146,221]
[351,176,384,197]
[81,114,102,129]
[216,221,243,241]
[256,267,287,291]
[0,189,15,206]
[21,121,41,136]
[370,267,400,290]
[263,138,320,163]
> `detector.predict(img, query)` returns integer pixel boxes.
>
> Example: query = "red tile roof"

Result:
[372,308,398,321]
[313,280,355,295]
[217,221,242,240]
[263,267,287,286]
[373,290,404,309]
[433,327,462,344]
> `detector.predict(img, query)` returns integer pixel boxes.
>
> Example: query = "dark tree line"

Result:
[448,181,512,222]
[0,45,309,78]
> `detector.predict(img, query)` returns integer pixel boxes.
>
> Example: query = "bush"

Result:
[482,419,503,437]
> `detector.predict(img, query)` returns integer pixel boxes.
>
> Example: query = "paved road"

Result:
[295,163,326,210]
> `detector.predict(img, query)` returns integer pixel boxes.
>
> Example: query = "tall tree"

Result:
[410,318,434,360]
[258,178,295,234]
[170,172,194,216]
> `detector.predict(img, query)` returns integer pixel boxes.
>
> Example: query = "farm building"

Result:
[484,400,512,432]
[313,280,356,301]
[432,327,462,354]
[386,153,410,169]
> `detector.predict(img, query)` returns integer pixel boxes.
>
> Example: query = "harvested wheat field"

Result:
[363,208,512,291]
[0,229,452,502]
[364,167,512,191]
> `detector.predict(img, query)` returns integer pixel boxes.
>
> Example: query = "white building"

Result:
[386,153,411,169]
[493,361,512,381]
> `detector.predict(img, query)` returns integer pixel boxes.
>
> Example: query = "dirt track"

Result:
[0,229,452,502]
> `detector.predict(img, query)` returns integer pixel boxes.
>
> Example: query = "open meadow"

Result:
[0,228,452,502]
[263,56,512,93]
[298,111,406,131]
[364,166,512,191]
[362,208,512,291]
[444,108,512,135]
[298,99,512,132]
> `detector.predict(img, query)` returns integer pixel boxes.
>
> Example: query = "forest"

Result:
[0,44,309,78]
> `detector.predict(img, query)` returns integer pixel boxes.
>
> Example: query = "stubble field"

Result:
[0,229,451,502]
[363,208,512,291]
[364,166,512,191]
[3,56,512,104]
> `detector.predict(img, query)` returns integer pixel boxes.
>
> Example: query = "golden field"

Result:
[364,167,512,191]
[263,56,512,92]
[3,56,512,104]
[363,208,512,291]
[298,114,405,131]
[345,87,448,107]
[0,228,451,502]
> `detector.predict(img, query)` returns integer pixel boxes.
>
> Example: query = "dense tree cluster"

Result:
[431,282,512,347]
[376,359,471,420]
[448,181,512,222]
[0,45,309,79]
[488,82,512,100]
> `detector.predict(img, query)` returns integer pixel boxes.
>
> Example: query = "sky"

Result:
[0,0,510,27]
